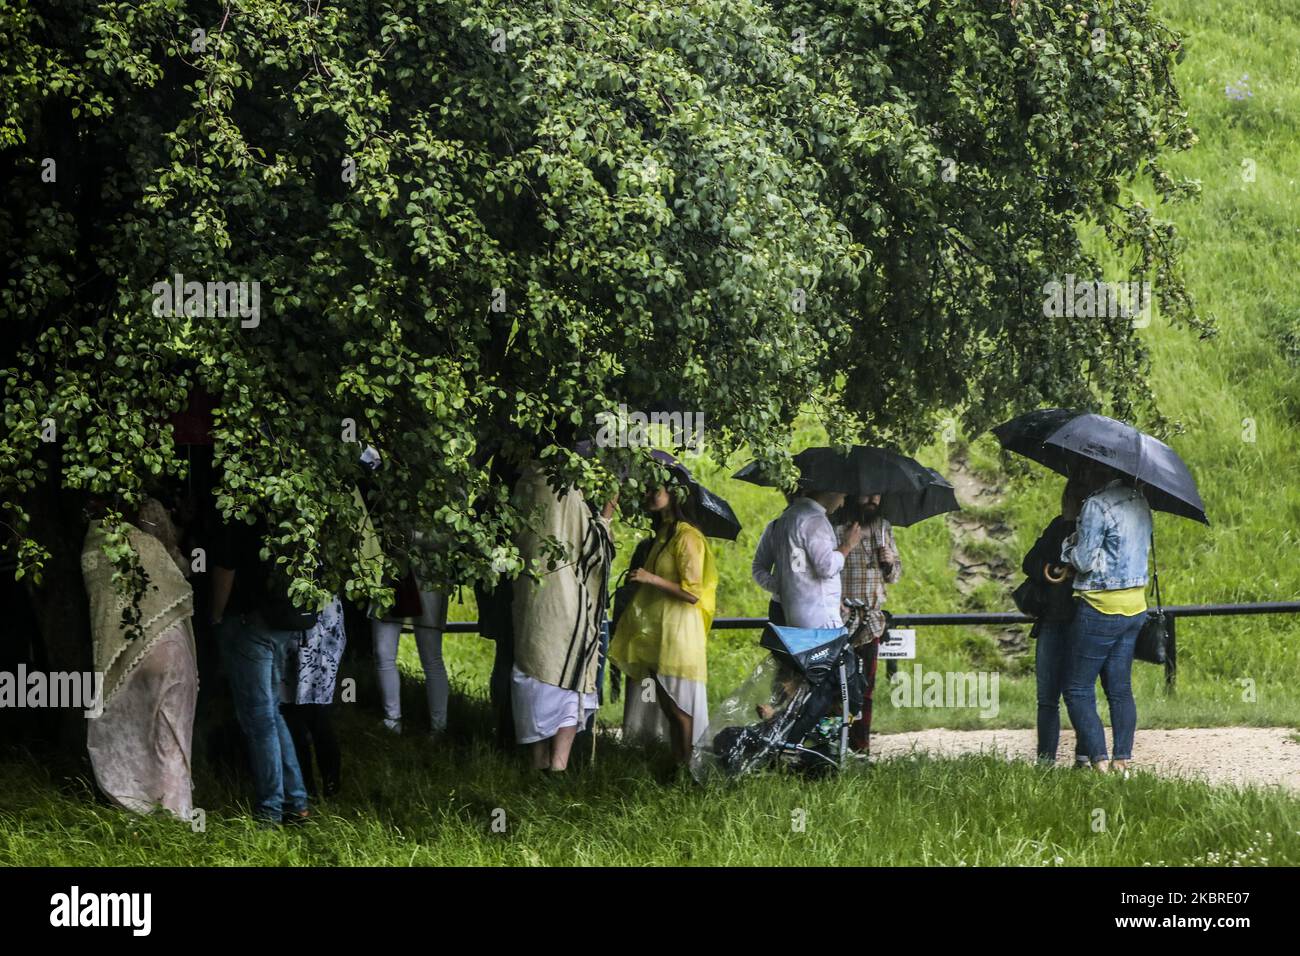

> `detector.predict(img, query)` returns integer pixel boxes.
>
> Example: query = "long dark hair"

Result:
[650,476,700,533]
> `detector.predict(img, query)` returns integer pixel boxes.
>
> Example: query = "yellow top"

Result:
[610,521,717,683]
[1078,586,1147,616]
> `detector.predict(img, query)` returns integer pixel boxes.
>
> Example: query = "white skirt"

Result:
[622,673,709,747]
[510,665,599,745]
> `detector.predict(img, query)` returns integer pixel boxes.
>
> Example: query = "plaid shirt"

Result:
[835,517,901,644]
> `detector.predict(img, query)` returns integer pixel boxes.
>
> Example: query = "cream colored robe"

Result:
[510,462,613,694]
[82,517,197,818]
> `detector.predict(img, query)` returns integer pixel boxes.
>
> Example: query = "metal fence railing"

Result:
[446,601,1300,689]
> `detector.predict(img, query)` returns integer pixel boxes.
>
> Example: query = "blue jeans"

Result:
[220,614,309,820]
[1035,617,1086,763]
[1063,601,1143,761]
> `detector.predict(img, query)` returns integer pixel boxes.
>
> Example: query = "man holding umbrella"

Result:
[738,446,959,760]
[769,489,863,629]
[833,493,902,755]
[738,446,957,633]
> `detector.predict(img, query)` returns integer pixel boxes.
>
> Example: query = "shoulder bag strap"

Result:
[1149,531,1163,613]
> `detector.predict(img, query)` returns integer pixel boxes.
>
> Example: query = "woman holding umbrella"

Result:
[611,463,722,767]
[993,409,1208,776]
[1060,461,1152,775]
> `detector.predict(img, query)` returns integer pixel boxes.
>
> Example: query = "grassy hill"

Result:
[434,0,1300,733]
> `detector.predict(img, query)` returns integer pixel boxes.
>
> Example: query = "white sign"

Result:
[878,628,916,660]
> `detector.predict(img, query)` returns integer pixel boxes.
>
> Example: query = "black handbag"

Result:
[1015,518,1072,633]
[1134,533,1169,665]
[260,548,322,632]
[1012,577,1048,619]
[391,568,425,619]
[611,536,656,631]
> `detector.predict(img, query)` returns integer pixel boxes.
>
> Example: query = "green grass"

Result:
[2,686,1296,866]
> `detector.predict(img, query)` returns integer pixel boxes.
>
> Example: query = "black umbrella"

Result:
[650,450,742,540]
[734,446,959,527]
[880,467,961,528]
[566,442,741,538]
[992,408,1208,524]
[735,446,917,496]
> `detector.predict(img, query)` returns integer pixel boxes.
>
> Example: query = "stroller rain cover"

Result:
[691,624,865,782]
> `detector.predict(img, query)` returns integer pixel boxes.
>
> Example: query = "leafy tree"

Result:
[0,0,1202,688]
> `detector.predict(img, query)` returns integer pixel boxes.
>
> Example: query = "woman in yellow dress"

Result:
[611,481,718,765]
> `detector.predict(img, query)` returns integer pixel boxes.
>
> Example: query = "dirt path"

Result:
[874,726,1300,791]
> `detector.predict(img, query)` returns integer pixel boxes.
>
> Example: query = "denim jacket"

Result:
[1061,480,1152,592]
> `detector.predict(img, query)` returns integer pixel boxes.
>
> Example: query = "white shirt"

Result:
[771,497,845,629]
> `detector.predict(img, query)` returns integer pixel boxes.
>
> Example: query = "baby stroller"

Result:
[691,601,873,781]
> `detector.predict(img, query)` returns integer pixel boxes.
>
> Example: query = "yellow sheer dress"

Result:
[611,521,717,744]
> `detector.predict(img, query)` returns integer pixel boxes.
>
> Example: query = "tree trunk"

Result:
[20,479,92,757]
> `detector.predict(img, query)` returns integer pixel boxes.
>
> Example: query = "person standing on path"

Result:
[1021,480,1088,766]
[1061,465,1152,775]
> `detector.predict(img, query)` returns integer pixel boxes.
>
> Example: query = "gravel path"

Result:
[874,727,1300,791]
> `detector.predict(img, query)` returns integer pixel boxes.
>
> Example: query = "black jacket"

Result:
[1022,516,1077,622]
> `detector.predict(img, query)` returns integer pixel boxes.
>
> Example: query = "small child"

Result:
[756,660,803,720]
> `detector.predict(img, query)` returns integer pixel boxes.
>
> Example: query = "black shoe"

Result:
[282,808,312,827]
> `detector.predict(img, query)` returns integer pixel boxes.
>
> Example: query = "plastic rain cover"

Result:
[690,653,842,783]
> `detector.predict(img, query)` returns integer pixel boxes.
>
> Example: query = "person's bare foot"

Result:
[529,743,551,771]
[1093,759,1111,773]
